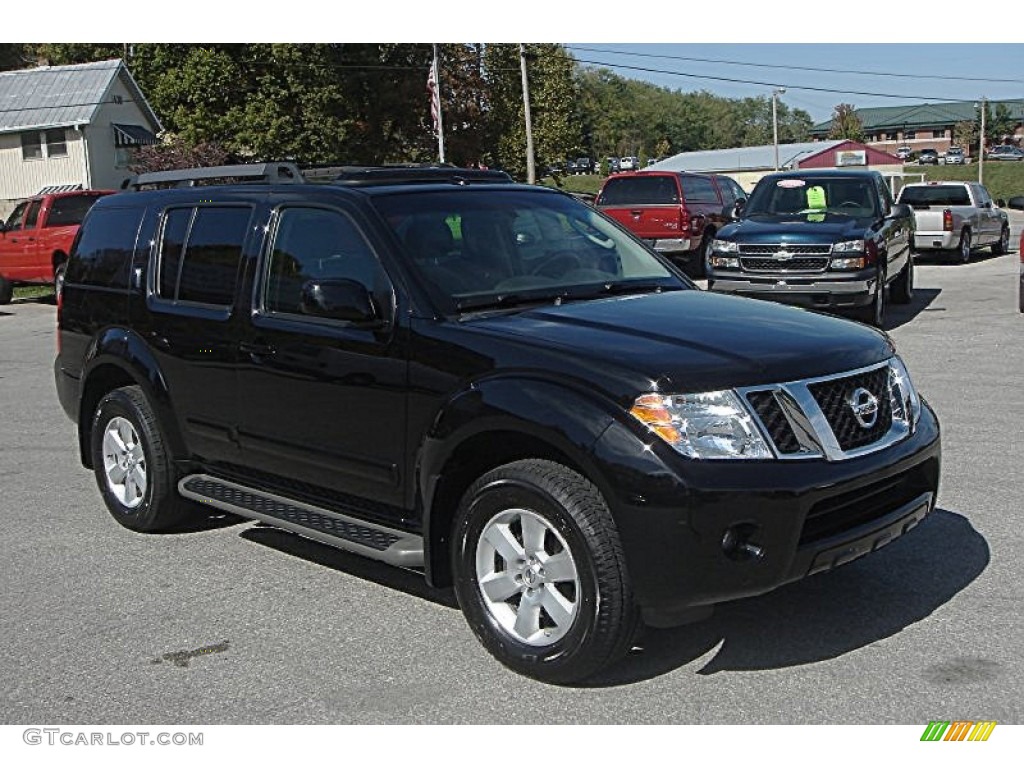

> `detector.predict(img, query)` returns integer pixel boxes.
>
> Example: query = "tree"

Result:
[954,120,978,153]
[827,103,864,142]
[128,135,230,174]
[0,44,32,72]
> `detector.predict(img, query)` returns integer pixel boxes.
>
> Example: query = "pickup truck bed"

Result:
[896,181,1009,262]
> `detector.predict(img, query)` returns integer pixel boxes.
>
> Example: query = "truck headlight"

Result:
[832,239,865,254]
[630,391,771,459]
[889,356,921,429]
[710,256,740,269]
[711,239,738,253]
[831,256,867,270]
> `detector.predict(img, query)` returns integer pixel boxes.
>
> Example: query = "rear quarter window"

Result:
[680,176,719,204]
[66,206,144,289]
[598,176,679,205]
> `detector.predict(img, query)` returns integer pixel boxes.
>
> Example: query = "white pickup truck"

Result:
[896,181,1010,263]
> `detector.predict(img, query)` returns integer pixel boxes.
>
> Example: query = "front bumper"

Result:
[592,400,941,620]
[708,270,876,309]
[913,232,958,250]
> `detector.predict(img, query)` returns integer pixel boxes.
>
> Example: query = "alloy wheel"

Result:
[101,416,148,509]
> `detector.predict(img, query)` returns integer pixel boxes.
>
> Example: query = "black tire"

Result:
[452,459,639,684]
[993,226,1010,256]
[695,232,713,279]
[854,270,886,327]
[891,254,914,305]
[52,261,67,304]
[90,385,194,532]
[955,229,971,264]
[0,276,12,305]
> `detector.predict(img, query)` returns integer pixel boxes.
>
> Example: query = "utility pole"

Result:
[520,44,536,184]
[978,96,986,185]
[772,88,786,171]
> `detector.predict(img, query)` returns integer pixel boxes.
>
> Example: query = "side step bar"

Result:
[178,474,423,568]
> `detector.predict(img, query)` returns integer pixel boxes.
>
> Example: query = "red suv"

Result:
[596,171,747,276]
[0,189,113,303]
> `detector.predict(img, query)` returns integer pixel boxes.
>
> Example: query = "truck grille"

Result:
[738,361,911,461]
[740,257,830,273]
[738,244,833,255]
[808,367,893,451]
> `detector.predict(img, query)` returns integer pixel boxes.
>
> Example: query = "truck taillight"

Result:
[942,209,953,231]
[679,209,690,233]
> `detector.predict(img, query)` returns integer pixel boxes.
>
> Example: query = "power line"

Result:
[568,45,1024,85]
[571,57,994,103]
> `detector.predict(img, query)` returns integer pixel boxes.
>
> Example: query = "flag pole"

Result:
[432,44,446,164]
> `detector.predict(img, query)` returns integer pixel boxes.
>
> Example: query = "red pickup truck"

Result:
[0,190,113,304]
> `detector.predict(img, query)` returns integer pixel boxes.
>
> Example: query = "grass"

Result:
[13,285,54,301]
[901,161,1024,202]
[538,162,1024,203]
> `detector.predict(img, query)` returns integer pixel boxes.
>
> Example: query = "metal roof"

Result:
[810,100,1024,134]
[647,141,846,173]
[0,59,161,134]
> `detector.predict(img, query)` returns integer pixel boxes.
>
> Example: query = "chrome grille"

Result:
[808,367,893,451]
[738,244,833,255]
[740,257,830,273]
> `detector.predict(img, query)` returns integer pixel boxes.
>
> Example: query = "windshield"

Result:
[744,176,879,218]
[372,189,686,313]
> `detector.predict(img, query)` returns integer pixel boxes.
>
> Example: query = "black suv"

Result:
[55,163,941,684]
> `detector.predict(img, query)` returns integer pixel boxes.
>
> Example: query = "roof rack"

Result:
[320,164,513,187]
[123,162,304,190]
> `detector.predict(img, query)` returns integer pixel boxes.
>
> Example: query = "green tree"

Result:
[828,103,865,142]
[954,120,978,153]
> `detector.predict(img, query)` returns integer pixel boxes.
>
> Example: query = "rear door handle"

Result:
[239,341,276,359]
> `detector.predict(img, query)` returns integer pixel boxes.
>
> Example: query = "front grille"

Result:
[808,366,892,451]
[740,257,830,272]
[746,391,801,454]
[799,459,937,545]
[738,244,833,256]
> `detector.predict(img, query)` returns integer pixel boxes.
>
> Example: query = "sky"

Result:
[561,44,1024,124]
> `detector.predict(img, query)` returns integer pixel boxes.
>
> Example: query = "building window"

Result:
[904,130,916,140]
[21,132,42,160]
[885,132,898,141]
[20,129,68,161]
[933,130,945,139]
[45,129,67,157]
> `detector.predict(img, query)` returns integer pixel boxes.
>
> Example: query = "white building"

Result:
[0,59,161,216]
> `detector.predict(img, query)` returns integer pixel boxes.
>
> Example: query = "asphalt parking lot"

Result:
[1,234,1022,725]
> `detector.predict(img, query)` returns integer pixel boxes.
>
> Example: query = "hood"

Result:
[721,213,873,242]
[466,291,893,395]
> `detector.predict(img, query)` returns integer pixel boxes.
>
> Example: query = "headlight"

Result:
[710,256,740,269]
[711,239,738,253]
[889,356,921,430]
[831,256,867,270]
[833,239,865,254]
[630,391,771,459]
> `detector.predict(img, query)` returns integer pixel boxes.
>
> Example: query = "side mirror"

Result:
[300,278,381,325]
[889,203,912,219]
[994,198,1006,208]
[724,199,745,220]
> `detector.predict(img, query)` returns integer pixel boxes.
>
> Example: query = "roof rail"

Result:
[123,162,304,190]
[320,164,513,187]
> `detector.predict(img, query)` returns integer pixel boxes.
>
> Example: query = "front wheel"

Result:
[0,276,12,305]
[452,459,638,684]
[854,271,886,327]
[90,385,194,532]
[891,254,914,305]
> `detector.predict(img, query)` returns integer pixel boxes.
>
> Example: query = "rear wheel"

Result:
[90,385,194,532]
[955,229,972,264]
[891,254,914,305]
[993,226,1010,256]
[452,459,638,684]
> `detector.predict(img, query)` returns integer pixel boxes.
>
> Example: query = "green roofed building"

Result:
[809,100,1024,158]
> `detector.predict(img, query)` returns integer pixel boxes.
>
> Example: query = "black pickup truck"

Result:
[706,170,915,327]
[55,164,939,684]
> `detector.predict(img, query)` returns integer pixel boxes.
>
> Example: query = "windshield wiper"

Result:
[590,280,683,296]
[455,292,568,313]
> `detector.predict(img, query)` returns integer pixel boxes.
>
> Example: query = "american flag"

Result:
[427,56,440,136]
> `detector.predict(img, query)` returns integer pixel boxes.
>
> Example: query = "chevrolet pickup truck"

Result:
[0,190,112,303]
[895,181,1009,263]
[707,170,915,327]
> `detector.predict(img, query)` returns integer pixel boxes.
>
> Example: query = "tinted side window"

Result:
[47,195,104,227]
[24,201,41,229]
[680,176,719,204]
[4,201,28,230]
[598,176,679,205]
[66,207,143,288]
[264,207,380,316]
[715,177,736,205]
[156,206,251,306]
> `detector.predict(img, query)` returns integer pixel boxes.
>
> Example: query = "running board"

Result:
[178,474,423,568]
